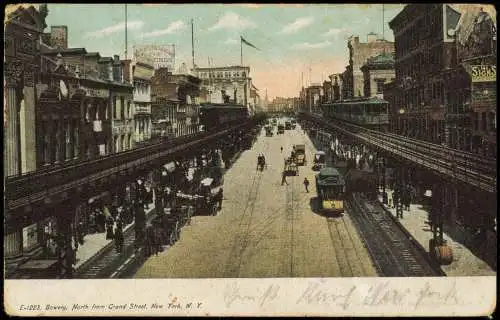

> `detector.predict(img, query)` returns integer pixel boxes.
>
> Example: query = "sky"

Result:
[41,3,407,100]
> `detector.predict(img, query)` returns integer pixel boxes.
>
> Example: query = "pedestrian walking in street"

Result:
[303,177,310,193]
[281,171,288,185]
[280,146,283,153]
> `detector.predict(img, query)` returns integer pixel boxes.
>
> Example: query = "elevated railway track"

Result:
[300,112,496,194]
[5,118,262,225]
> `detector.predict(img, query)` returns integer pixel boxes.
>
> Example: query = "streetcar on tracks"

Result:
[315,167,345,215]
[294,144,306,166]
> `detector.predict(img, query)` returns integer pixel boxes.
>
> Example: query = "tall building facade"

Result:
[123,60,154,143]
[345,33,395,98]
[360,52,396,98]
[192,66,254,115]
[4,4,47,265]
[389,4,461,143]
[97,55,135,153]
[445,6,497,156]
[151,68,201,136]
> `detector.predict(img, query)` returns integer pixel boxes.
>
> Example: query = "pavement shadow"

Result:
[309,197,343,219]
[405,199,497,271]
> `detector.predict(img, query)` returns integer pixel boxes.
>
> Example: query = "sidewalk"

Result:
[74,202,157,271]
[378,189,496,276]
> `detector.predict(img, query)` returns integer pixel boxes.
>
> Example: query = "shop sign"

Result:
[469,65,496,82]
[80,86,109,98]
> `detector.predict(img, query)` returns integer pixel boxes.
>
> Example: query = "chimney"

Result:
[114,55,120,62]
[367,32,377,43]
[354,36,360,44]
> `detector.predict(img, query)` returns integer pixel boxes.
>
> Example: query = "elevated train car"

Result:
[199,103,249,132]
[321,97,389,131]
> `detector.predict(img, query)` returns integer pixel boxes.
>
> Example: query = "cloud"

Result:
[141,20,186,38]
[208,12,257,31]
[321,27,351,37]
[293,41,332,50]
[279,16,314,34]
[85,20,144,38]
[223,38,238,45]
[352,17,371,25]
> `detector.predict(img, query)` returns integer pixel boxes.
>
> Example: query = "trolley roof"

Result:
[316,167,344,186]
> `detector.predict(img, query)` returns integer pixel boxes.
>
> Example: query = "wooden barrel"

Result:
[434,245,453,265]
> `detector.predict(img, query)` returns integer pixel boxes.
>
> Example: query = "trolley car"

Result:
[315,167,345,215]
[321,97,389,131]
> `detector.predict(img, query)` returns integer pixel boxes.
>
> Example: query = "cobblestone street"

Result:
[134,124,378,278]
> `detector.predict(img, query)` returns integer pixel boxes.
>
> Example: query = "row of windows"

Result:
[395,11,443,59]
[472,111,496,132]
[112,96,133,120]
[41,119,79,165]
[134,81,150,96]
[198,71,246,79]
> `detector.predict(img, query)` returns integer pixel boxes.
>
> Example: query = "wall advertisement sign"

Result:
[468,65,496,82]
[133,44,176,71]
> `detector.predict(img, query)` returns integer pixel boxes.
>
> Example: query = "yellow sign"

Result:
[322,200,343,210]
[470,65,496,82]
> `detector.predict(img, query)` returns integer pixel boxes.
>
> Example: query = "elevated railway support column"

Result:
[56,200,77,279]
[377,157,388,204]
[429,181,453,265]
[133,180,147,251]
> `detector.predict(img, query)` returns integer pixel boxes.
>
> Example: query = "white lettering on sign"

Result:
[81,86,109,98]
[470,65,496,82]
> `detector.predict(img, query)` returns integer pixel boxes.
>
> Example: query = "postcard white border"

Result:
[4,277,496,316]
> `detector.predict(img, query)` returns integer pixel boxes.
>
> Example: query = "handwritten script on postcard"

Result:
[6,277,494,316]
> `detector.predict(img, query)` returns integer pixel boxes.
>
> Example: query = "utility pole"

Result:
[208,56,212,103]
[191,19,195,69]
[240,37,243,66]
[309,64,312,86]
[125,4,128,59]
[382,4,385,41]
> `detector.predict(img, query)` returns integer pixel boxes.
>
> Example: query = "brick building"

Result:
[345,33,394,98]
[444,6,497,156]
[123,60,154,143]
[322,80,332,103]
[389,4,461,143]
[304,84,323,114]
[360,52,396,98]
[192,65,255,115]
[4,4,47,267]
[151,68,201,136]
[329,73,343,102]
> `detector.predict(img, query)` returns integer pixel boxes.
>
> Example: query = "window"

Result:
[120,97,125,119]
[376,80,385,94]
[113,96,117,119]
[128,101,132,118]
[482,112,487,131]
